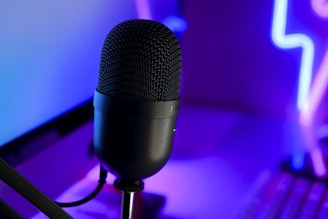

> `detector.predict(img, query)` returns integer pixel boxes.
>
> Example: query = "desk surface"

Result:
[26,105,301,218]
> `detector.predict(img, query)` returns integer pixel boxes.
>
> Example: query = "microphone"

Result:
[93,19,181,218]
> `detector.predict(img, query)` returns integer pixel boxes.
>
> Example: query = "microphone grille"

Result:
[97,19,181,101]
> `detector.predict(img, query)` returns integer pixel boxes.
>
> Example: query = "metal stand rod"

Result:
[114,178,144,219]
[121,191,135,219]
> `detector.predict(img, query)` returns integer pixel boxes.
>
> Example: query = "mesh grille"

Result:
[97,19,181,101]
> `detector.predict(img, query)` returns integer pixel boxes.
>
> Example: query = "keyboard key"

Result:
[316,189,328,219]
[238,171,328,219]
[277,177,311,219]
[256,172,294,219]
[236,170,274,218]
[297,181,326,219]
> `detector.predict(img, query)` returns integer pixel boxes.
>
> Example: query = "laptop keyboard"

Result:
[237,170,328,219]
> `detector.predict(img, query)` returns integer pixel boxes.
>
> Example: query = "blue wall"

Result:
[0,1,137,146]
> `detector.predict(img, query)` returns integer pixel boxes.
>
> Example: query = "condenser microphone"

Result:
[93,18,181,202]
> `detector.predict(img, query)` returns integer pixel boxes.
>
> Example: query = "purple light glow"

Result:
[33,158,247,218]
[300,49,328,177]
[30,106,250,218]
[30,104,294,218]
[310,147,326,176]
[312,0,328,18]
[300,50,328,127]
[135,0,152,19]
[299,4,328,177]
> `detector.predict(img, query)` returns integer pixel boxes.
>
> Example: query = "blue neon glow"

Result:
[291,152,304,171]
[162,15,187,36]
[271,0,314,111]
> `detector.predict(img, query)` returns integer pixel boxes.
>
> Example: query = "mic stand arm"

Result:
[114,179,144,219]
[0,198,24,219]
[0,159,72,218]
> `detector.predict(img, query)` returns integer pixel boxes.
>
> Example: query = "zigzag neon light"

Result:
[272,0,327,176]
[271,0,314,111]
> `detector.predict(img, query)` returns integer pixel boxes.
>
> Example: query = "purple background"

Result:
[1,0,328,218]
[181,0,327,123]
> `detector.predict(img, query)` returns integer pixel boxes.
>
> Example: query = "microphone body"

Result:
[93,19,181,183]
[93,18,181,219]
[94,91,179,180]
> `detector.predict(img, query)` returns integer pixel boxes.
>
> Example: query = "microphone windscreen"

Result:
[97,19,181,102]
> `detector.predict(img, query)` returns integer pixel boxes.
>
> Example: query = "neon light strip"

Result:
[311,144,327,176]
[299,49,328,176]
[271,0,314,111]
[300,50,328,125]
[299,3,328,177]
[272,0,326,176]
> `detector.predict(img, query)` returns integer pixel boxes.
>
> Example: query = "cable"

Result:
[55,165,107,208]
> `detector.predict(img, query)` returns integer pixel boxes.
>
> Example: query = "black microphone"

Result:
[93,20,181,217]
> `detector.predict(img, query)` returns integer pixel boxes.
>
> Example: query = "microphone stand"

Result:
[114,179,144,219]
[0,159,72,218]
[122,191,134,219]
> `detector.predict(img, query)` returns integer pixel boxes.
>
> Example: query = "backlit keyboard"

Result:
[237,170,328,219]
